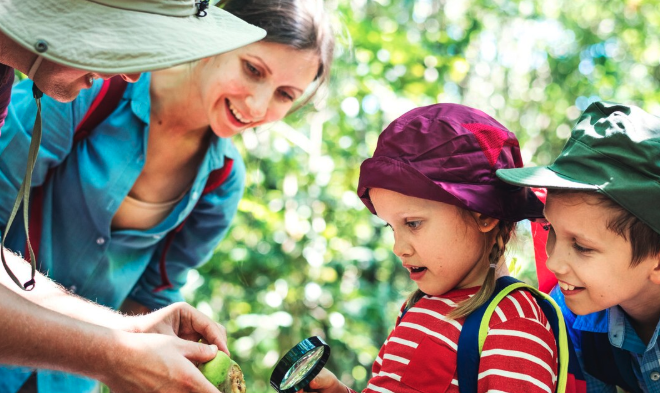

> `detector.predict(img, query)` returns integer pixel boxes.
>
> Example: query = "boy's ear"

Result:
[470,212,500,233]
[648,255,660,285]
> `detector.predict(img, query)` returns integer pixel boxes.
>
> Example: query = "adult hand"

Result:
[299,368,348,393]
[101,330,221,393]
[125,302,229,355]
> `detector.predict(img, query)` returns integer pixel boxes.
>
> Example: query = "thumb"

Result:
[183,341,219,364]
[309,374,328,389]
[308,368,338,391]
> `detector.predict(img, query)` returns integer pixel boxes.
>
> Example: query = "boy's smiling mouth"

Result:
[558,280,585,295]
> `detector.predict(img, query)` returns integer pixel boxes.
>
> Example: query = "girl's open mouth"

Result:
[407,266,427,280]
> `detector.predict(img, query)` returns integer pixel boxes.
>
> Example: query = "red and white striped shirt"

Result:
[348,286,558,393]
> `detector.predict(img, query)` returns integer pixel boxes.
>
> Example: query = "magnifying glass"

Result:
[270,336,331,393]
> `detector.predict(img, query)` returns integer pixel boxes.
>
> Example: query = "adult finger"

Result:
[183,340,219,365]
[185,306,229,355]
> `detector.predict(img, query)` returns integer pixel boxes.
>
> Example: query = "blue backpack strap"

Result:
[458,277,581,393]
[457,276,521,393]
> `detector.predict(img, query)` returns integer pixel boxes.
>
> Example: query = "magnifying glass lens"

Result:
[280,346,325,390]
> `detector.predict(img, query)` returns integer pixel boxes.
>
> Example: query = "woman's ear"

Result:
[470,211,499,233]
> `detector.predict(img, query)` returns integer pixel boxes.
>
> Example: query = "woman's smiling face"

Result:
[197,41,319,138]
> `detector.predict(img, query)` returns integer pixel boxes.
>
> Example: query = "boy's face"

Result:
[544,193,660,317]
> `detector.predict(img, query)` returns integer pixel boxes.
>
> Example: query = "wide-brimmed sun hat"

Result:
[0,0,266,74]
[357,103,544,222]
[497,101,660,235]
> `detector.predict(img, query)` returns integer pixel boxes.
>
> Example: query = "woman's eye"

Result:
[406,220,422,229]
[572,241,593,254]
[383,223,392,230]
[278,89,294,102]
[244,61,261,77]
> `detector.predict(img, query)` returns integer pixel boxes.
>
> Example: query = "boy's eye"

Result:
[572,241,593,254]
[406,220,422,229]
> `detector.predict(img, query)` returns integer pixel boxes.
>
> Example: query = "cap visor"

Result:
[496,166,598,190]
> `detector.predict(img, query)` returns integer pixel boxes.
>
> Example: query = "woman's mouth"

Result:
[226,99,251,126]
[558,280,585,296]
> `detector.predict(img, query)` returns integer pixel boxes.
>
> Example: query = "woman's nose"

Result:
[246,89,269,120]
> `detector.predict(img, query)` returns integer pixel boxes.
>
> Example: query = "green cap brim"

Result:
[496,166,599,190]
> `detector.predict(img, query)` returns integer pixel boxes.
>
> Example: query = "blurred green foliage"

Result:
[184,0,660,392]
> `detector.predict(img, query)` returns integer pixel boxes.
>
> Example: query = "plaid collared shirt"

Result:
[553,288,660,393]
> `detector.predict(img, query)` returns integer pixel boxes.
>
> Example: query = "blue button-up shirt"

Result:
[0,75,245,392]
[552,287,660,393]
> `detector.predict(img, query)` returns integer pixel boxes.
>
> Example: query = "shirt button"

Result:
[68,285,77,293]
[96,237,105,245]
[651,371,660,381]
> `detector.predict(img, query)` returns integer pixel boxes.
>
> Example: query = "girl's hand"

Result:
[299,368,349,393]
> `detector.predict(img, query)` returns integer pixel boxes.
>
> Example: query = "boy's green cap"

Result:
[496,101,660,235]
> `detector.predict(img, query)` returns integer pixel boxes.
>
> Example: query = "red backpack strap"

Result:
[529,187,558,293]
[154,158,235,292]
[74,76,128,142]
[25,76,128,261]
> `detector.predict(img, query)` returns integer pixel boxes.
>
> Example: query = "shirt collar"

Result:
[128,72,152,124]
[573,305,660,353]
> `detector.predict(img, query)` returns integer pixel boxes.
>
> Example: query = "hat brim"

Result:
[496,166,599,190]
[0,0,266,73]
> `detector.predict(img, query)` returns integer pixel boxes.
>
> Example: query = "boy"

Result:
[497,101,660,393]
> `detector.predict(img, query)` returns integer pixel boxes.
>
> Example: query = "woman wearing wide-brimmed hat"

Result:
[1,0,335,392]
[0,0,266,392]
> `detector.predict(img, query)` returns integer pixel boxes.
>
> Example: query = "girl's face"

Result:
[197,41,319,138]
[370,188,491,296]
[544,193,660,318]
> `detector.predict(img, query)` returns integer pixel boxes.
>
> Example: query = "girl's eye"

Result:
[406,220,422,229]
[572,241,593,254]
[244,61,261,78]
[383,223,392,230]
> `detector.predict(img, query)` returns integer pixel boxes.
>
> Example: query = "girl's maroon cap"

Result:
[357,103,543,222]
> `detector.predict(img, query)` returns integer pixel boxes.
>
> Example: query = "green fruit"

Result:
[199,352,246,393]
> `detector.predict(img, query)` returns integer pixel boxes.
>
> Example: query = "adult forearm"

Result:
[0,247,129,329]
[0,283,115,380]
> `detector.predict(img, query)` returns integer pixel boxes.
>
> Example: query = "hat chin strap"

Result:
[27,55,43,80]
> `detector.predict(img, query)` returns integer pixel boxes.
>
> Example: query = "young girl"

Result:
[306,103,559,393]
